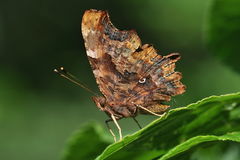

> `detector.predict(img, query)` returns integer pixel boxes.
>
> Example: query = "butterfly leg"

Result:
[110,114,123,141]
[105,119,117,142]
[132,117,142,129]
[136,105,163,117]
[105,115,123,142]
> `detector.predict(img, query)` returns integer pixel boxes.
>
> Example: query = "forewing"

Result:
[81,9,141,103]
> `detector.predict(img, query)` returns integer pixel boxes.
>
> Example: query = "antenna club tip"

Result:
[54,69,58,72]
[60,67,64,70]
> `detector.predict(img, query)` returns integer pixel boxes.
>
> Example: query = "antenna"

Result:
[54,67,98,96]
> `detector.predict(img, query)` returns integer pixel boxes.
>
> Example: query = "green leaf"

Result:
[159,132,240,160]
[206,0,240,72]
[62,122,111,160]
[63,92,240,160]
[96,92,240,160]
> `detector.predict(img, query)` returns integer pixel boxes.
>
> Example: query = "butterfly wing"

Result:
[81,9,141,103]
[81,9,185,109]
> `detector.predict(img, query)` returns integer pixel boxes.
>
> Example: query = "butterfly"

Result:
[57,9,185,142]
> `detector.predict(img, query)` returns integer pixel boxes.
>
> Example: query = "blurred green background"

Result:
[1,0,240,159]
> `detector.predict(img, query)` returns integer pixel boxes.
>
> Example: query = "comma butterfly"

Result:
[56,9,186,142]
[81,9,186,141]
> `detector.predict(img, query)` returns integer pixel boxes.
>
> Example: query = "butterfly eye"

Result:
[138,78,146,84]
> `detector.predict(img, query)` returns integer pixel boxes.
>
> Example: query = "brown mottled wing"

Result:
[81,9,185,109]
[81,9,140,103]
